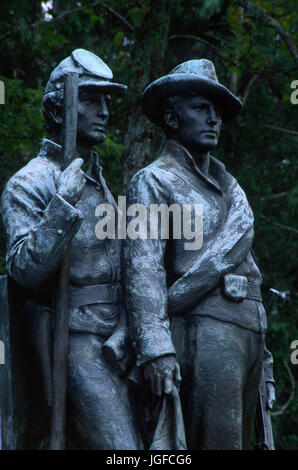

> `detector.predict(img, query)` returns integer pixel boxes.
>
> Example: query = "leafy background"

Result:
[0,0,297,449]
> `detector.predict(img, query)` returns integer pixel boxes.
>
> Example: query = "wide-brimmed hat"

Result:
[45,49,127,95]
[142,59,242,123]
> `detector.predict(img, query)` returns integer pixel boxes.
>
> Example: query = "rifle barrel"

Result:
[50,72,78,450]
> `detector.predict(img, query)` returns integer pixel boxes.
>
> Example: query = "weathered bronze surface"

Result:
[1,49,141,450]
[0,54,275,451]
[123,59,275,450]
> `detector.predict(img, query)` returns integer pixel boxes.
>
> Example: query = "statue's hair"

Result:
[160,92,200,136]
[160,94,187,136]
[41,90,64,136]
[160,91,222,135]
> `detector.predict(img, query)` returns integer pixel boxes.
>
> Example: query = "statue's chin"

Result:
[186,142,218,155]
[84,133,106,147]
[198,139,219,152]
[205,142,218,151]
[95,133,106,144]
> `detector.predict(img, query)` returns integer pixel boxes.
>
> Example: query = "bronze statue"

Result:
[123,59,275,450]
[1,49,142,450]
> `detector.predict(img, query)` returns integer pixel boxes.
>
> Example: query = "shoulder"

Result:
[2,155,58,208]
[129,155,179,190]
[126,161,172,205]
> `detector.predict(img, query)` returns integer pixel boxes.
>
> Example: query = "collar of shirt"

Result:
[161,139,225,195]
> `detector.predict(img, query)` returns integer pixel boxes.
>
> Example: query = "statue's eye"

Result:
[194,105,207,111]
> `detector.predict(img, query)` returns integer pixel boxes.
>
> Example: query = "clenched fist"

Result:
[57,158,86,206]
[143,355,181,397]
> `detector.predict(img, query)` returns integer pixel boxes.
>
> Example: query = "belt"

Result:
[209,276,262,302]
[69,282,122,309]
[245,282,263,301]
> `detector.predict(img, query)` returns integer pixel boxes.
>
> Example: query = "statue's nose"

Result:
[97,105,109,119]
[99,109,109,119]
[207,118,217,126]
[97,96,109,119]
[207,108,218,126]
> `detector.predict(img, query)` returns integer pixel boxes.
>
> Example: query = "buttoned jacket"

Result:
[1,138,121,336]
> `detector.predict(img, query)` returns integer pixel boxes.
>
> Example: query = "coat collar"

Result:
[160,139,225,194]
[38,138,103,183]
[38,138,63,164]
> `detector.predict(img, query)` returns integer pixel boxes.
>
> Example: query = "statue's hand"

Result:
[143,355,181,397]
[266,382,276,410]
[57,158,86,206]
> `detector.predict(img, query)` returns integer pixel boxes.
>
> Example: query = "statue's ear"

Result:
[49,107,63,126]
[164,110,179,132]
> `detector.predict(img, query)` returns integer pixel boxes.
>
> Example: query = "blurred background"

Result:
[0,0,297,449]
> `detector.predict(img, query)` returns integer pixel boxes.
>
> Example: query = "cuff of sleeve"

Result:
[136,332,176,367]
[44,193,83,235]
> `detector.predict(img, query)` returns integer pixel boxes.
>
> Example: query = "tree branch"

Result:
[231,0,298,67]
[260,191,289,201]
[93,2,134,31]
[168,34,234,65]
[260,215,298,235]
[0,1,134,45]
[242,66,264,104]
[264,124,298,137]
[168,35,293,75]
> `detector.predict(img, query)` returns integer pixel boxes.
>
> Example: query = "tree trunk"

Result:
[122,0,172,189]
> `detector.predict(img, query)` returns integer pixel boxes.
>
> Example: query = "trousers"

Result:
[67,333,142,450]
[172,315,264,450]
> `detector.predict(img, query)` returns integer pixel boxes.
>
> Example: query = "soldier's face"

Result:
[77,89,109,146]
[174,95,222,153]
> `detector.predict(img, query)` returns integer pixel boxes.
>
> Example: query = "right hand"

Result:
[143,355,181,397]
[57,158,86,206]
[266,382,276,410]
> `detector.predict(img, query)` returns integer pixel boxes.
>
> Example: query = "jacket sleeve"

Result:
[168,175,255,315]
[122,169,176,367]
[1,162,83,288]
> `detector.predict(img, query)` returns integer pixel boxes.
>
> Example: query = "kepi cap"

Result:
[45,49,127,95]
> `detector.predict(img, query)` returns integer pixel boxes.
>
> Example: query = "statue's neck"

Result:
[172,138,210,175]
[192,151,210,175]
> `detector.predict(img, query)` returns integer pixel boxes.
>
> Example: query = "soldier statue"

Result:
[1,49,142,450]
[123,59,275,450]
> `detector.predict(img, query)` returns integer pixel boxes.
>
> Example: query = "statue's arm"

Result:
[168,177,255,315]
[123,169,176,368]
[1,166,82,288]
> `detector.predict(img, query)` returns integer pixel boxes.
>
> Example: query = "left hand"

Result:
[266,382,276,410]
